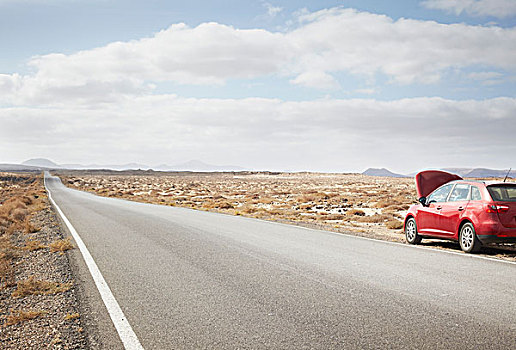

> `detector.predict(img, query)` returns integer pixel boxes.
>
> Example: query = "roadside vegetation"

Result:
[0,172,86,348]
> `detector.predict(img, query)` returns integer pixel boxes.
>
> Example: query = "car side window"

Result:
[427,184,453,203]
[471,186,482,201]
[448,184,470,202]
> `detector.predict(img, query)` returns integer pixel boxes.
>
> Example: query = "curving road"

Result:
[45,173,516,349]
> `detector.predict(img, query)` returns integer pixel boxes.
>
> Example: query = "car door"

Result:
[440,183,470,236]
[417,183,453,235]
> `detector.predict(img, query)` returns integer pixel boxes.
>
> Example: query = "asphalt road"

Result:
[45,174,516,349]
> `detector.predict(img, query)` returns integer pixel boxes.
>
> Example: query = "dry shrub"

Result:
[0,258,15,288]
[296,195,315,203]
[0,217,10,229]
[64,313,80,320]
[346,209,366,217]
[266,208,284,216]
[256,197,274,204]
[356,214,393,223]
[374,199,391,208]
[385,219,403,230]
[216,201,234,209]
[382,210,403,219]
[324,214,346,220]
[375,195,411,209]
[23,239,47,251]
[240,205,258,214]
[23,217,40,234]
[328,195,351,205]
[384,204,410,211]
[0,247,21,261]
[12,276,72,298]
[49,238,74,253]
[19,195,33,206]
[4,309,45,326]
[201,201,217,209]
[11,208,28,222]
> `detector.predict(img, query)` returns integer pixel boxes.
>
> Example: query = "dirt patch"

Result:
[0,172,87,349]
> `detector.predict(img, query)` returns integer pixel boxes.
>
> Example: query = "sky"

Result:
[1,0,515,173]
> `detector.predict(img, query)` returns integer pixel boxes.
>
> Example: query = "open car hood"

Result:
[415,170,462,199]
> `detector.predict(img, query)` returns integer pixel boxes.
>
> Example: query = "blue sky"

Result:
[1,0,515,172]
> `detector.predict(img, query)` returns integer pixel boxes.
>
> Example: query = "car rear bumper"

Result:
[476,222,516,244]
[477,234,516,244]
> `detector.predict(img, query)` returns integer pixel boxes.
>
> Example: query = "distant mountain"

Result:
[439,168,473,177]
[362,168,407,178]
[0,163,45,171]
[155,160,245,172]
[13,158,244,172]
[61,163,152,170]
[22,158,61,168]
[462,168,515,178]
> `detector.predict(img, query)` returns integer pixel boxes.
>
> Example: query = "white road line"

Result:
[44,174,144,350]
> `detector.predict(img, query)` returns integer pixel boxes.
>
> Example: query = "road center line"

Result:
[44,174,144,350]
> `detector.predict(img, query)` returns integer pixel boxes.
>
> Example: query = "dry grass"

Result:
[12,276,72,298]
[11,208,28,222]
[0,258,15,288]
[23,217,40,234]
[23,238,47,251]
[385,219,404,230]
[346,209,366,217]
[356,214,393,223]
[0,174,48,291]
[4,309,45,326]
[49,238,74,253]
[64,312,80,320]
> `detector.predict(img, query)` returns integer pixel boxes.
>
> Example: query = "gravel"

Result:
[0,188,88,349]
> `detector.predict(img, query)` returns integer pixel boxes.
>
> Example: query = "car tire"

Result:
[459,222,481,253]
[405,218,422,245]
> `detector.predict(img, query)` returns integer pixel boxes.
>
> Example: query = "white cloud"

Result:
[1,7,516,105]
[422,0,516,18]
[1,95,515,172]
[354,88,376,95]
[468,71,504,80]
[290,71,340,90]
[262,2,283,18]
[288,8,516,84]
[467,71,507,85]
[29,23,290,85]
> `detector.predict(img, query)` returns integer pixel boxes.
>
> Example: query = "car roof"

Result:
[483,181,516,186]
[450,179,516,186]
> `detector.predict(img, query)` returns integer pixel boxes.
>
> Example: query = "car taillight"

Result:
[485,204,510,213]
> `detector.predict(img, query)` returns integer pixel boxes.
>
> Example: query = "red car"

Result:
[404,170,516,253]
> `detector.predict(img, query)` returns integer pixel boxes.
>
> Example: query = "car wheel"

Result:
[459,223,481,253]
[405,218,422,244]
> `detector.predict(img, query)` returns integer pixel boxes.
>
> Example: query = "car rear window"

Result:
[487,185,516,202]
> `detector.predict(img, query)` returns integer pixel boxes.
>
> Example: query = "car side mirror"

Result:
[418,197,427,207]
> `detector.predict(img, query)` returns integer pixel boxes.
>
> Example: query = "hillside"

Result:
[362,168,407,178]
